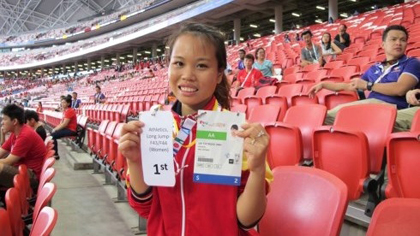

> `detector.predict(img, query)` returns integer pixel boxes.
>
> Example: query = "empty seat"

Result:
[30,207,58,236]
[0,208,12,236]
[385,132,420,198]
[367,198,420,236]
[258,166,348,236]
[313,125,372,202]
[248,104,280,126]
[5,188,24,236]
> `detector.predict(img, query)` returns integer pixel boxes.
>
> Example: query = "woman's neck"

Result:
[181,97,213,116]
[257,58,264,63]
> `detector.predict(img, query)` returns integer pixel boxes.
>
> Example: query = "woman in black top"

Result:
[24,110,47,141]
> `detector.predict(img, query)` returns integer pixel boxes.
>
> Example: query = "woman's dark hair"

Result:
[165,22,231,110]
[382,25,408,42]
[255,47,265,61]
[322,32,332,51]
[1,104,24,125]
[96,85,101,90]
[25,110,39,122]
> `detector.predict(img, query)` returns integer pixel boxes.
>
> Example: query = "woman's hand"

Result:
[234,123,269,174]
[118,121,145,163]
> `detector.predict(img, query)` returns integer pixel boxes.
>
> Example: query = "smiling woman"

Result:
[118,22,272,236]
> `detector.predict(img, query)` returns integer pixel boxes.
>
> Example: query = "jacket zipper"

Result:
[180,134,192,236]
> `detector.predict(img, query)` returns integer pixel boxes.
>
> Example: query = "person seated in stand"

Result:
[334,24,351,50]
[71,92,81,108]
[308,25,420,131]
[253,47,274,77]
[0,104,46,190]
[237,49,246,70]
[24,110,47,141]
[232,54,264,89]
[300,30,324,67]
[118,23,272,236]
[321,32,342,60]
[36,101,43,113]
[94,85,106,104]
[51,96,78,159]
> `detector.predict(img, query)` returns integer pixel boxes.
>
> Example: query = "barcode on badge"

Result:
[197,157,213,163]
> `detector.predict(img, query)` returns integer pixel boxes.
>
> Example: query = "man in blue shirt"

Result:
[71,92,82,108]
[237,49,246,70]
[308,25,420,131]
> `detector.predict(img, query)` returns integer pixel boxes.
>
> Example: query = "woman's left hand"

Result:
[234,123,269,174]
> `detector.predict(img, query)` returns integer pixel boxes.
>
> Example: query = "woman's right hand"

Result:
[118,121,144,163]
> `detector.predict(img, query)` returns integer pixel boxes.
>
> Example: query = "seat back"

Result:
[411,109,420,132]
[5,188,24,236]
[0,208,12,236]
[237,87,255,102]
[18,165,32,199]
[367,198,420,236]
[265,123,302,168]
[33,183,57,223]
[265,96,287,121]
[278,84,303,107]
[323,91,359,110]
[313,127,370,200]
[13,174,29,216]
[37,168,56,196]
[334,104,397,173]
[259,166,348,236]
[255,86,277,102]
[248,105,280,126]
[284,104,326,160]
[30,207,58,236]
[230,104,247,114]
[385,132,420,198]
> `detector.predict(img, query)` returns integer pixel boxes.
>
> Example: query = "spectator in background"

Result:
[237,49,246,70]
[36,101,43,113]
[94,85,106,104]
[0,104,46,190]
[25,110,47,141]
[71,92,81,108]
[321,32,342,59]
[284,34,291,43]
[253,47,274,77]
[51,96,78,160]
[308,25,420,131]
[233,54,264,89]
[334,24,351,50]
[300,30,324,67]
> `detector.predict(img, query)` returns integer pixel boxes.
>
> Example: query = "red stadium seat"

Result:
[237,87,256,103]
[367,198,420,236]
[5,188,24,236]
[313,126,370,201]
[385,132,420,198]
[324,60,344,72]
[30,207,58,236]
[334,104,396,174]
[248,104,280,126]
[230,104,247,114]
[277,84,303,107]
[258,166,348,236]
[322,91,359,110]
[32,182,57,223]
[265,96,288,121]
[411,109,420,132]
[0,208,12,236]
[255,86,277,104]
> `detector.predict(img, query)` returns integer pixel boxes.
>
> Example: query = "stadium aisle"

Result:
[51,140,145,236]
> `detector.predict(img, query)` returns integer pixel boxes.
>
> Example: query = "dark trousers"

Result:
[51,129,77,157]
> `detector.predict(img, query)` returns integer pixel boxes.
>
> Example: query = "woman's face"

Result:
[61,99,69,109]
[168,34,222,113]
[257,49,265,60]
[322,33,331,43]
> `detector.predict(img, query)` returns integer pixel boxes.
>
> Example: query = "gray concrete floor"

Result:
[51,141,145,236]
